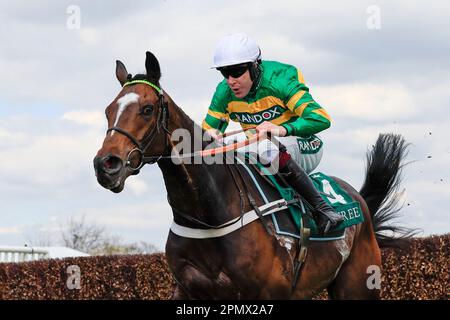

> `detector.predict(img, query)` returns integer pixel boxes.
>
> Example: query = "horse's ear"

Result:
[116,60,128,86]
[145,51,161,82]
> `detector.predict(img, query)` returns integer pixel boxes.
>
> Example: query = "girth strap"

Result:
[170,199,288,239]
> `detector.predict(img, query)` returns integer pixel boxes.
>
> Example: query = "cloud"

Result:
[0,127,103,187]
[0,1,449,251]
[0,127,29,149]
[87,202,172,230]
[316,82,417,121]
[127,177,150,196]
[61,110,104,128]
[0,226,23,235]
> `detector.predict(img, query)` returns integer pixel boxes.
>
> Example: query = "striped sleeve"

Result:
[280,66,331,137]
[202,82,230,133]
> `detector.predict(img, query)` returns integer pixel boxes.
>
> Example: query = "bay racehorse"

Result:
[94,51,414,299]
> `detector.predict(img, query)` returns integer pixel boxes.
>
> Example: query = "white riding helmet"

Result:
[212,33,261,68]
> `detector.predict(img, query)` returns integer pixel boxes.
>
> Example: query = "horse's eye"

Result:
[141,105,154,116]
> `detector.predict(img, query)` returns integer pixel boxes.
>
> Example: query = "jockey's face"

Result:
[219,64,253,98]
[226,70,253,98]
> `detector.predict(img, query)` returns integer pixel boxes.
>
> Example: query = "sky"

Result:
[0,0,449,251]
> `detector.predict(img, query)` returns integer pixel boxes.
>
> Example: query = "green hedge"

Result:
[0,253,175,300]
[0,235,448,299]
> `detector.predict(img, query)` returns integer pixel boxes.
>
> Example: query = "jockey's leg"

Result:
[257,136,344,235]
[278,149,344,235]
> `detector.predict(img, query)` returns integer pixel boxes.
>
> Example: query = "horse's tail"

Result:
[360,133,418,249]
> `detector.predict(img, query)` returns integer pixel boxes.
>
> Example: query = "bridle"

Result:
[105,80,277,235]
[106,79,170,171]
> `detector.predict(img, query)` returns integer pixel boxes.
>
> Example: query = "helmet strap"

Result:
[249,61,262,92]
[249,48,262,81]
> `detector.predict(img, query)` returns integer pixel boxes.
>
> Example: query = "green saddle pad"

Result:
[308,172,364,238]
[249,157,364,239]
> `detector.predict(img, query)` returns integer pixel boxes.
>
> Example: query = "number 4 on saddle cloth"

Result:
[244,154,364,240]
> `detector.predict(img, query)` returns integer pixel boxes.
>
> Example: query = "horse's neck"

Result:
[157,98,239,225]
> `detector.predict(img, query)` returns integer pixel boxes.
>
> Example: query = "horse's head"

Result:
[94,51,170,193]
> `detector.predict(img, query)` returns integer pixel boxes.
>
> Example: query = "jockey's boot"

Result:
[279,155,344,235]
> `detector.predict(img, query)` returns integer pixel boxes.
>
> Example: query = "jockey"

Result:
[202,33,344,235]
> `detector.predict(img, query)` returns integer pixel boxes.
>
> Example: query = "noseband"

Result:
[106,79,170,171]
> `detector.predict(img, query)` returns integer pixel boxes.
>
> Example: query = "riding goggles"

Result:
[218,63,250,79]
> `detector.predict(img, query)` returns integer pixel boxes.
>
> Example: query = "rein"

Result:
[106,80,274,235]
[106,80,261,168]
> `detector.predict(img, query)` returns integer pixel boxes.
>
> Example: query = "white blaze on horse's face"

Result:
[110,92,140,135]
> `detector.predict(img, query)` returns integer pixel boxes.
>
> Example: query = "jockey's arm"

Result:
[280,72,332,137]
[280,99,331,137]
[202,83,230,138]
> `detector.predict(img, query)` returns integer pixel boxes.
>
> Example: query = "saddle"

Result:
[241,154,364,240]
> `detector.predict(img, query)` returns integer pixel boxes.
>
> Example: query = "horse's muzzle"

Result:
[93,154,125,191]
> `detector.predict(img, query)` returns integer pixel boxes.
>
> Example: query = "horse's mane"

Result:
[130,73,215,149]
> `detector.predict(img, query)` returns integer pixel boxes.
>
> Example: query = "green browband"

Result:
[123,79,162,94]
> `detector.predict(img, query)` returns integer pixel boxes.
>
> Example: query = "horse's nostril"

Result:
[94,155,123,175]
[103,158,113,170]
[102,155,123,174]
